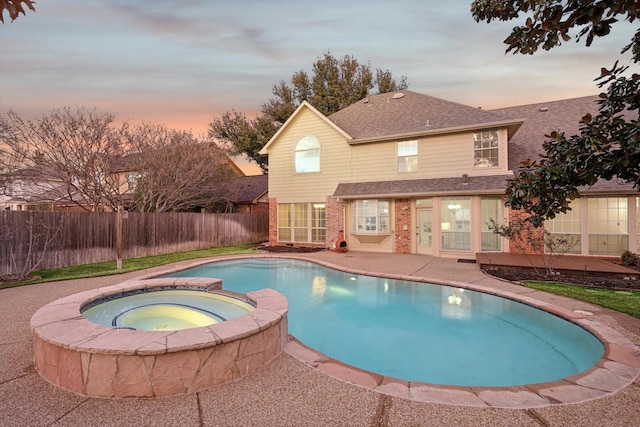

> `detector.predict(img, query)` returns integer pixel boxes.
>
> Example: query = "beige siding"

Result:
[268,108,352,202]
[328,130,509,184]
[347,234,394,253]
[268,110,511,200]
[421,133,471,178]
[420,129,510,178]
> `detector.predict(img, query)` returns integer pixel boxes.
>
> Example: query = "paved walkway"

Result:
[1,251,639,426]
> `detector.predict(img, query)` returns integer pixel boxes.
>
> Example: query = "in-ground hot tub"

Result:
[30,277,288,398]
[81,288,256,331]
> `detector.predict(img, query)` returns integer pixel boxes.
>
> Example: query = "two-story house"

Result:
[260,90,639,259]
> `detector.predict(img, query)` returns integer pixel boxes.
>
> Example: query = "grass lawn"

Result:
[0,243,258,290]
[522,281,640,319]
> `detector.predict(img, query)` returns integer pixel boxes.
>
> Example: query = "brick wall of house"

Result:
[235,202,269,215]
[508,208,545,254]
[394,198,411,254]
[252,202,270,215]
[268,197,278,246]
[326,197,345,249]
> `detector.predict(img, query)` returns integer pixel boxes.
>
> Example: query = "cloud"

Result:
[1,0,637,136]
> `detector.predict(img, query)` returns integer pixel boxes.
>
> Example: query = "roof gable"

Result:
[328,90,521,142]
[259,101,352,154]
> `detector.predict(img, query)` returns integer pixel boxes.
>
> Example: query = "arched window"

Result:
[294,135,320,173]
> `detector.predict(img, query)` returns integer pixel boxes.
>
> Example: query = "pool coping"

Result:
[144,254,640,409]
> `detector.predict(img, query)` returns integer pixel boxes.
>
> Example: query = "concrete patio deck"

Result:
[1,251,639,426]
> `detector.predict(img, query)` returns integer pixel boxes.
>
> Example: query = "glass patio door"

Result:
[417,208,432,254]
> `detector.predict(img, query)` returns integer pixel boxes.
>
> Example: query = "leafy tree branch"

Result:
[472,0,639,226]
[209,52,408,172]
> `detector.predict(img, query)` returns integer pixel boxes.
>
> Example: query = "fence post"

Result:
[116,206,123,270]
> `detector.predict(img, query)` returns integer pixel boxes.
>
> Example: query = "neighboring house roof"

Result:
[2,177,67,204]
[224,152,246,177]
[334,175,513,199]
[492,95,638,194]
[232,174,268,203]
[110,145,245,176]
[328,90,523,144]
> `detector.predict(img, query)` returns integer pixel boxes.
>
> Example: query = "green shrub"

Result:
[621,250,640,268]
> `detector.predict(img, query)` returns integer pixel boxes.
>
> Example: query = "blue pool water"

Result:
[163,258,604,386]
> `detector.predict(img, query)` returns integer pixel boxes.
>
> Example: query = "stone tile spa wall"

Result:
[30,278,288,398]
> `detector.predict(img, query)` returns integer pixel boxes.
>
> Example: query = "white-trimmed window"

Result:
[481,198,502,251]
[352,200,389,234]
[473,130,499,168]
[397,140,418,173]
[545,200,582,254]
[278,202,325,243]
[311,203,326,243]
[294,135,320,173]
[293,203,309,241]
[588,197,628,256]
[127,172,141,191]
[277,204,292,241]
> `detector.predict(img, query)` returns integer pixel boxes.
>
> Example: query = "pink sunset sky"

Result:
[0,1,636,175]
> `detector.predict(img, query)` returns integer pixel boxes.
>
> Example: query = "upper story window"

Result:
[126,172,140,191]
[94,170,105,187]
[397,140,418,173]
[473,130,499,168]
[294,135,320,173]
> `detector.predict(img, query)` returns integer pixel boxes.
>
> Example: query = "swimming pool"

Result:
[164,258,604,387]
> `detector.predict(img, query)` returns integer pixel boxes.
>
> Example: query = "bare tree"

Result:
[0,107,129,211]
[0,213,62,281]
[127,123,238,212]
[488,217,579,277]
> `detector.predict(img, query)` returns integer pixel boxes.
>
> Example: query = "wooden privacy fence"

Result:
[0,211,268,275]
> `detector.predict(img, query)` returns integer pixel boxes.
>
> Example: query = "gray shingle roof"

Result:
[333,175,513,198]
[232,175,268,203]
[328,90,519,142]
[491,95,599,171]
[492,96,637,194]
